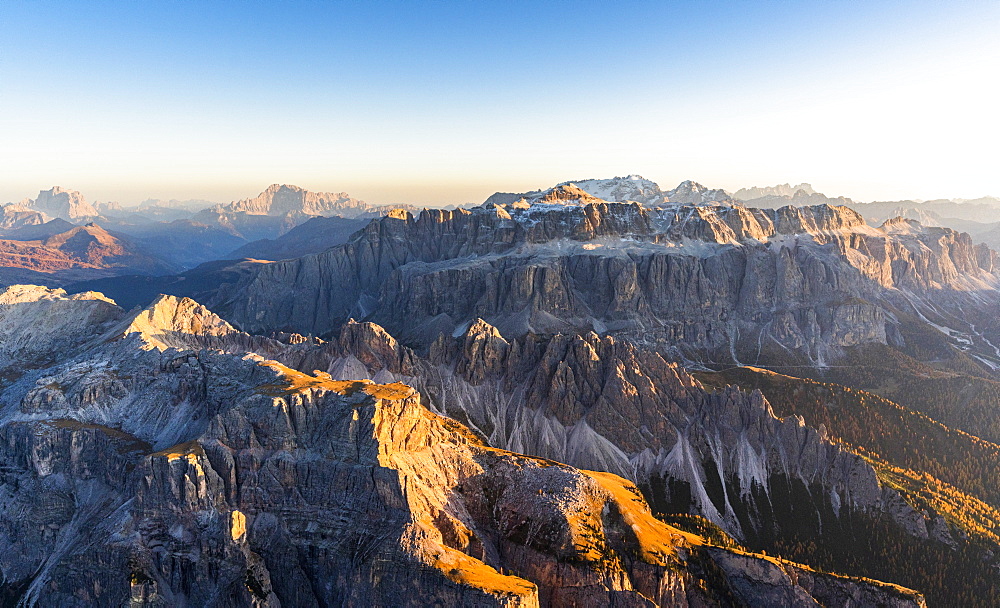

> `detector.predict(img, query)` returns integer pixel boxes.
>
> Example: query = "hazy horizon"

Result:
[4,175,999,210]
[3,1,998,206]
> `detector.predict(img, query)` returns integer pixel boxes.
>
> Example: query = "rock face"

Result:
[665,180,734,205]
[207,195,1000,369]
[0,287,926,607]
[240,317,948,548]
[0,203,49,230]
[214,183,374,218]
[188,184,415,247]
[735,185,854,210]
[486,178,732,208]
[556,175,667,205]
[733,183,818,201]
[25,186,100,221]
[0,285,121,382]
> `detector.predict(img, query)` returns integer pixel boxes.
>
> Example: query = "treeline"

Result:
[826,343,1000,444]
[697,365,1000,510]
[766,507,1000,608]
[693,364,1000,606]
[646,469,1000,607]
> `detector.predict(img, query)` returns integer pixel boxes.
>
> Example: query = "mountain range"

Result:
[0,285,931,607]
[2,174,1000,605]
[1,184,414,274]
[733,184,1000,252]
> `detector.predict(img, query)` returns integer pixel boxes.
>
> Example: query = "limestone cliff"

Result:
[207,197,1000,371]
[24,187,100,221]
[214,183,374,218]
[255,318,955,548]
[0,287,926,606]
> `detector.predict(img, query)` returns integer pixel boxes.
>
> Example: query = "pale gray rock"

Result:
[665,180,734,205]
[733,183,818,201]
[214,184,374,218]
[205,199,1000,373]
[274,319,939,547]
[1,203,49,230]
[0,288,927,607]
[557,175,667,205]
[26,187,100,221]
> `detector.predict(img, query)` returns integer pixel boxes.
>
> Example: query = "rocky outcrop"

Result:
[0,287,927,606]
[214,183,374,218]
[0,203,49,230]
[122,295,240,351]
[734,184,855,209]
[263,318,943,547]
[206,197,999,369]
[733,183,818,201]
[665,180,734,205]
[25,186,100,220]
[557,175,667,205]
[0,286,122,383]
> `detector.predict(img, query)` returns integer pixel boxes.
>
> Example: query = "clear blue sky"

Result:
[2,0,998,205]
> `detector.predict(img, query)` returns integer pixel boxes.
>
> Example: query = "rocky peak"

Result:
[558,175,667,205]
[515,184,603,206]
[2,201,33,213]
[333,319,414,374]
[216,183,372,218]
[733,183,817,201]
[453,318,513,383]
[482,190,536,206]
[42,223,119,252]
[490,175,669,208]
[464,317,506,341]
[880,216,926,234]
[384,207,412,220]
[0,285,122,381]
[122,294,237,351]
[28,186,100,220]
[0,284,107,306]
[1,202,49,230]
[768,203,868,234]
[666,180,734,205]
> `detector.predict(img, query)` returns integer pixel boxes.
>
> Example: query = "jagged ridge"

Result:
[0,287,926,606]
